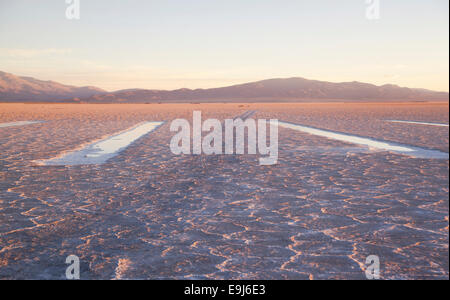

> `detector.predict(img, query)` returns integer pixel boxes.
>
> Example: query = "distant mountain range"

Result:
[1,71,448,103]
[0,71,105,102]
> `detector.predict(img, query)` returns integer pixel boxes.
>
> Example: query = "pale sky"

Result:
[0,0,448,92]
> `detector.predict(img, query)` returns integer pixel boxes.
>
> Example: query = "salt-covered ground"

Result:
[0,102,448,279]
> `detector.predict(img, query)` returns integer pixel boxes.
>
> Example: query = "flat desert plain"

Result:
[0,102,448,279]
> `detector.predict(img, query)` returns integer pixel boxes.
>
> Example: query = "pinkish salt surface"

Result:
[0,102,448,279]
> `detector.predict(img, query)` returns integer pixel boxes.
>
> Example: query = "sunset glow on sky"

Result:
[0,0,448,92]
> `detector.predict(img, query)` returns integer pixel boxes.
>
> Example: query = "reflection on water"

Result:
[385,120,449,127]
[0,121,43,128]
[279,121,449,160]
[35,121,164,165]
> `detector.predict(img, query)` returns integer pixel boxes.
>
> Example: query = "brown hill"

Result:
[83,77,449,103]
[0,71,105,102]
[1,71,448,103]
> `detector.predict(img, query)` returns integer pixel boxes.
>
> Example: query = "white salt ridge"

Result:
[386,120,449,127]
[36,121,164,166]
[279,121,449,160]
[0,121,44,128]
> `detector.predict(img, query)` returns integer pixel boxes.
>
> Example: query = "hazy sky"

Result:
[0,0,448,92]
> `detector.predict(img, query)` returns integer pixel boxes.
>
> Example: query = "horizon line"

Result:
[2,70,449,94]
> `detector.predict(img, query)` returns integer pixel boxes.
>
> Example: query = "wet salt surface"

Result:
[0,121,44,128]
[35,122,164,166]
[386,120,449,127]
[279,121,449,160]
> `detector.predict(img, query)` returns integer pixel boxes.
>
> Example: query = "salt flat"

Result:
[385,120,449,127]
[0,120,43,128]
[278,121,449,159]
[0,102,448,280]
[36,121,164,166]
